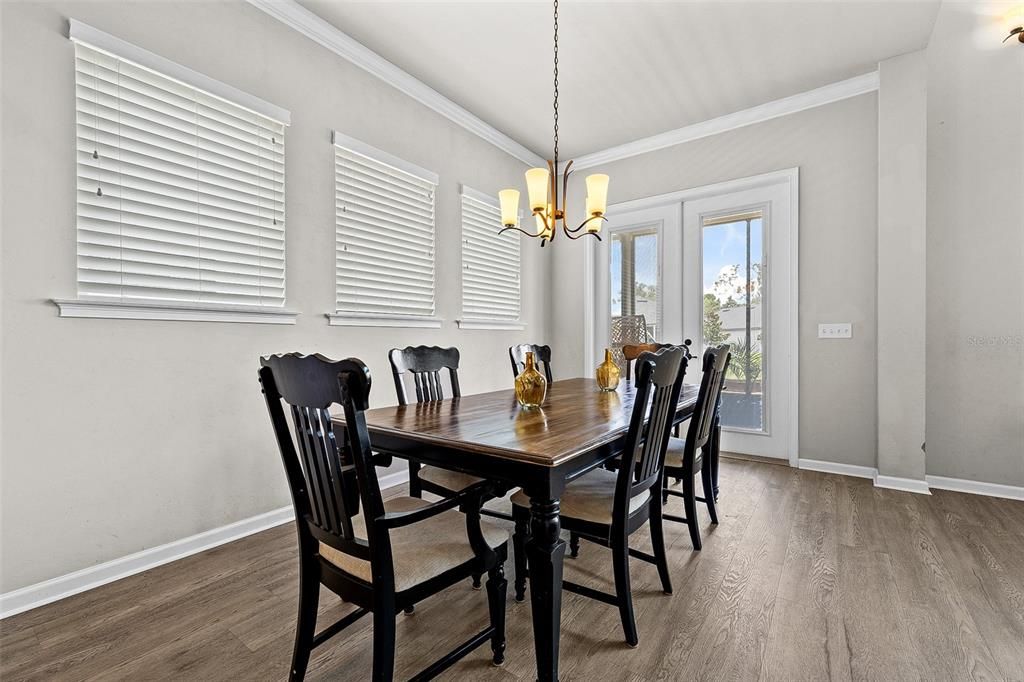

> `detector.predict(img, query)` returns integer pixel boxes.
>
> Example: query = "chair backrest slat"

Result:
[259,353,378,564]
[389,346,460,406]
[508,344,554,383]
[613,346,687,527]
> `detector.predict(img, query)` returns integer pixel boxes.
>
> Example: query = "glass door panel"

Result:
[608,227,660,368]
[701,213,765,432]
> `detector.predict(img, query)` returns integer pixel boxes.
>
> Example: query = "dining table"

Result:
[332,376,700,681]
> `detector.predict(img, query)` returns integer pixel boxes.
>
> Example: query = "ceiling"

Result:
[301,1,941,159]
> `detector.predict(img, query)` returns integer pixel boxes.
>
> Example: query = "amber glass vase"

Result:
[515,351,548,408]
[596,348,621,392]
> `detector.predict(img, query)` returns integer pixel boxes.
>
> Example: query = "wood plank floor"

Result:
[3,458,1023,681]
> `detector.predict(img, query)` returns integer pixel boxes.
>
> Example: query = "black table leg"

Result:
[527,497,565,682]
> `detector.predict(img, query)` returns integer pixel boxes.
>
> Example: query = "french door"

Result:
[591,171,798,463]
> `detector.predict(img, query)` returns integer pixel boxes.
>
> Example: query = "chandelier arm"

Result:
[499,223,549,239]
[562,226,602,241]
[571,215,608,233]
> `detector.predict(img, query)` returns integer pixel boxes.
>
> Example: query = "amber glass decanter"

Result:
[596,348,621,392]
[515,351,548,408]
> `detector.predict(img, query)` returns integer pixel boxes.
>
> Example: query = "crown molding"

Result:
[246,0,544,167]
[573,71,880,170]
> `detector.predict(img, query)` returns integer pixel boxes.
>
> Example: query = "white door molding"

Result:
[588,168,799,465]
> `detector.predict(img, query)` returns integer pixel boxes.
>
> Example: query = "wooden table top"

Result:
[339,378,699,467]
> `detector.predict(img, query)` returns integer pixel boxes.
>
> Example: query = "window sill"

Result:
[326,313,443,328]
[52,299,299,324]
[456,319,526,331]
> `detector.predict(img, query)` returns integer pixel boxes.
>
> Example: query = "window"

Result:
[63,22,291,322]
[331,132,439,327]
[609,226,661,344]
[457,186,522,329]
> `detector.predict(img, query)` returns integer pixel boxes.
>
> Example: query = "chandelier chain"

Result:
[552,0,559,169]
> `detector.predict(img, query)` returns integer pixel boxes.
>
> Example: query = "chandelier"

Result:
[498,0,609,246]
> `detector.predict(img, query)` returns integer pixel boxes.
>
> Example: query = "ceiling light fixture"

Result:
[497,0,608,246]
[1005,4,1024,43]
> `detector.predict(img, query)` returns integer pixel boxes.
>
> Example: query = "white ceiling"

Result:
[301,0,941,159]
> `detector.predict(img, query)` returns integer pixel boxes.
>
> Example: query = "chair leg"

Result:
[512,510,530,602]
[569,532,580,559]
[408,461,422,498]
[471,573,482,590]
[611,540,639,647]
[711,420,722,501]
[485,565,508,665]
[371,603,396,682]
[683,474,703,551]
[289,560,319,682]
[701,460,719,525]
[649,497,673,595]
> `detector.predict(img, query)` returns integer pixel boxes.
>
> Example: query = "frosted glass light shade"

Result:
[585,174,609,215]
[498,189,520,227]
[525,167,550,212]
[1007,4,1024,30]
[585,197,602,233]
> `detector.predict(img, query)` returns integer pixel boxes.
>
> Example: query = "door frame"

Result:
[585,167,799,466]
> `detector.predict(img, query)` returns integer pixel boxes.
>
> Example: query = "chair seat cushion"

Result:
[418,465,485,492]
[510,467,649,525]
[664,436,703,471]
[319,496,508,592]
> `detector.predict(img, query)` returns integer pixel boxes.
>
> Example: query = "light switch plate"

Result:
[818,323,852,339]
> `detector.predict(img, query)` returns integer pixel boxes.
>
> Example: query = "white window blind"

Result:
[334,132,438,320]
[73,29,288,310]
[460,186,521,323]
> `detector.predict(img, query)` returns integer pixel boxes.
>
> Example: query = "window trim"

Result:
[456,184,523,329]
[325,312,442,328]
[456,319,525,331]
[52,299,298,324]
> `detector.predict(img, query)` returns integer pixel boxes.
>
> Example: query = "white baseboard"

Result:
[378,469,410,492]
[0,506,293,620]
[798,459,932,495]
[0,470,411,620]
[873,474,931,495]
[797,458,878,479]
[926,475,1024,501]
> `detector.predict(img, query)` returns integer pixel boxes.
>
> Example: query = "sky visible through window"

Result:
[703,219,763,301]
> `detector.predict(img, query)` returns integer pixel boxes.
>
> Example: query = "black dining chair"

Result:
[622,339,694,381]
[662,344,731,551]
[388,346,481,498]
[511,346,687,647]
[259,353,508,681]
[621,342,673,381]
[508,343,553,383]
[389,346,512,528]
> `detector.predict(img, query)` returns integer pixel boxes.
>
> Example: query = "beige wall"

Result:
[925,2,1024,486]
[551,94,880,469]
[0,1,546,593]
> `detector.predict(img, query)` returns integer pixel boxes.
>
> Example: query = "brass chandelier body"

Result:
[498,0,608,246]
